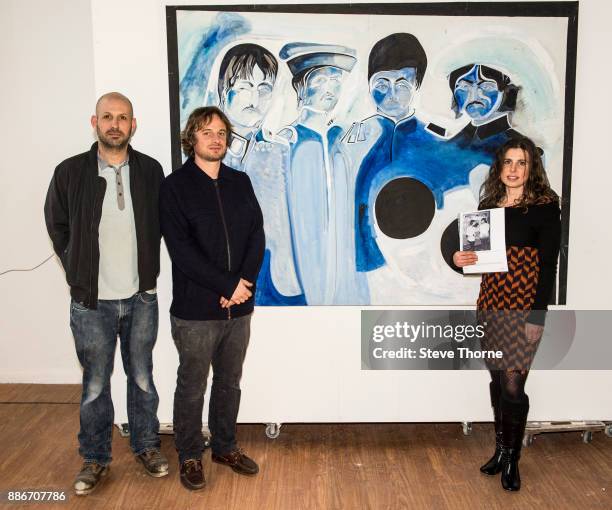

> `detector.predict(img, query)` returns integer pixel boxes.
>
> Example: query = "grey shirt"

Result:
[97,155,139,299]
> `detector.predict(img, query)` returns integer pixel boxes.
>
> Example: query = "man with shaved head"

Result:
[45,92,167,495]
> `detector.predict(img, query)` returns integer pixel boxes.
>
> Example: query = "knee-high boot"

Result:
[500,395,529,491]
[480,382,504,475]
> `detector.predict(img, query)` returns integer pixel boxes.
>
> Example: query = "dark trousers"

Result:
[171,313,251,463]
[70,293,161,465]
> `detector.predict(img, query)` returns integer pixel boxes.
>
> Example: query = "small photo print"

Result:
[462,211,491,252]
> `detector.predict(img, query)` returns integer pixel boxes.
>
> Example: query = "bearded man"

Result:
[159,106,265,491]
[44,92,168,495]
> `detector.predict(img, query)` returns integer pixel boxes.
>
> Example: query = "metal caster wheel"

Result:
[462,421,472,436]
[118,423,130,438]
[605,424,612,438]
[582,430,593,444]
[522,434,534,448]
[265,423,281,439]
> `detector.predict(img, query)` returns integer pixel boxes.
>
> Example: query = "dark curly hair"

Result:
[181,106,232,158]
[479,137,559,209]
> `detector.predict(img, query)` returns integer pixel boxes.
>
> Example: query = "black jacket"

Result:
[44,142,165,308]
[159,158,265,320]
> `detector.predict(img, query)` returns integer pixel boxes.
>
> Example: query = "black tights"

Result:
[489,369,530,403]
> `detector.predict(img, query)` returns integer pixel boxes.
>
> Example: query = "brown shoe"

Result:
[179,459,206,490]
[73,462,109,496]
[212,448,259,476]
[137,449,169,478]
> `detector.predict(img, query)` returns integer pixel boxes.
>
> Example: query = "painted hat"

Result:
[279,42,357,76]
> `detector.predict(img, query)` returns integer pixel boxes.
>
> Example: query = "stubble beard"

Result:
[97,126,131,151]
[200,147,228,162]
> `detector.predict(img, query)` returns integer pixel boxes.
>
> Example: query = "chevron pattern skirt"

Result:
[477,246,541,371]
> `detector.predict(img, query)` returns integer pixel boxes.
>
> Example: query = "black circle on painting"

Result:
[440,218,461,274]
[374,177,435,239]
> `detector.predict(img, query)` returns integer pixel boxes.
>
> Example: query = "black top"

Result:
[443,201,561,324]
[492,201,561,318]
[160,158,265,321]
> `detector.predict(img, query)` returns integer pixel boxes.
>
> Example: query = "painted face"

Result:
[453,65,502,121]
[500,147,530,193]
[92,98,135,150]
[369,67,418,120]
[193,114,228,162]
[223,64,274,129]
[301,66,345,112]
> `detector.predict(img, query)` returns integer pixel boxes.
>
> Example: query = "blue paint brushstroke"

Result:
[179,13,250,114]
[256,250,307,305]
[354,114,514,273]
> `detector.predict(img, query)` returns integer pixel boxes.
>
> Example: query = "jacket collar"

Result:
[185,157,238,181]
[88,142,136,175]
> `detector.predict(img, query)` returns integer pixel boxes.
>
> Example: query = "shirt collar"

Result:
[97,152,129,171]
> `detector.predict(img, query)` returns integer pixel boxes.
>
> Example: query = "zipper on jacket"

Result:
[88,191,97,308]
[89,179,104,309]
[214,180,232,320]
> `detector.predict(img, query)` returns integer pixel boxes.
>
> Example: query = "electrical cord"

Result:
[0,253,55,277]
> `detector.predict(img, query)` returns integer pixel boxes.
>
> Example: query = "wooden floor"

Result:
[0,385,610,510]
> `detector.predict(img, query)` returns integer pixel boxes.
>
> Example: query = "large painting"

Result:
[166,2,577,306]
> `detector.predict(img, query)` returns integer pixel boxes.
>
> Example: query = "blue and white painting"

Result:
[171,6,571,306]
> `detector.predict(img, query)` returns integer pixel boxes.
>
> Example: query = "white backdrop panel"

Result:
[98,0,612,425]
[0,0,610,427]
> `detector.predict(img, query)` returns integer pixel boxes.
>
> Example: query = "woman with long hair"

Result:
[453,137,561,491]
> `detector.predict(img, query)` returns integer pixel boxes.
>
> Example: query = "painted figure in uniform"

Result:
[278,42,357,305]
[448,63,522,150]
[217,43,303,305]
[347,33,439,275]
[432,63,524,201]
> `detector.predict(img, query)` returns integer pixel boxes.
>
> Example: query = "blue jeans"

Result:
[171,314,251,463]
[70,292,160,465]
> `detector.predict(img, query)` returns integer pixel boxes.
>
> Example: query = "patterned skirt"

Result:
[477,246,541,371]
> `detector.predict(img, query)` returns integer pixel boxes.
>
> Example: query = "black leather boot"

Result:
[480,382,504,475]
[501,447,521,491]
[500,395,529,491]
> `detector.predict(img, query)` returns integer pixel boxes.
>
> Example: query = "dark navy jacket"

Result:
[160,158,265,320]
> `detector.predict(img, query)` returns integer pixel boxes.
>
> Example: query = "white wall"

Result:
[1,0,611,423]
[0,0,95,382]
[565,0,612,308]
